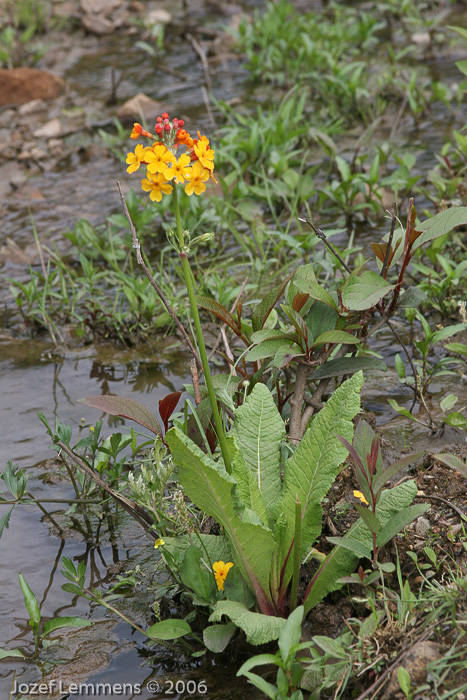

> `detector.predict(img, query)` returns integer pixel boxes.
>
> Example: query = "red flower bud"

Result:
[178,119,185,127]
[156,116,163,123]
[162,112,169,119]
[164,123,170,131]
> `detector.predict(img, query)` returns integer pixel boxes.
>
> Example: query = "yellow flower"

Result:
[194,133,215,173]
[154,538,165,549]
[213,561,234,591]
[146,143,174,175]
[126,144,149,174]
[141,172,173,202]
[164,153,192,183]
[185,161,210,196]
[353,490,369,505]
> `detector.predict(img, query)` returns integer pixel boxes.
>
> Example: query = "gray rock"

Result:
[33,118,62,139]
[18,99,48,115]
[415,516,430,536]
[80,0,128,34]
[116,93,167,123]
[0,162,26,194]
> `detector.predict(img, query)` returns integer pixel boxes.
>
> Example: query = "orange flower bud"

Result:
[130,123,143,139]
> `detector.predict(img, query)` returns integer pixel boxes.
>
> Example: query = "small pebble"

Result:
[415,517,430,536]
[33,118,62,139]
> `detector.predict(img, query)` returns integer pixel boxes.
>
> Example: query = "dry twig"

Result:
[57,441,157,538]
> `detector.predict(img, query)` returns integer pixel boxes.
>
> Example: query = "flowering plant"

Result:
[124,114,232,473]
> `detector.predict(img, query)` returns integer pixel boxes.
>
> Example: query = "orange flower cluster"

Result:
[126,113,216,201]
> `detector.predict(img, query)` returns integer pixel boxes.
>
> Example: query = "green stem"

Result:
[172,186,232,474]
[290,497,302,612]
[82,587,179,651]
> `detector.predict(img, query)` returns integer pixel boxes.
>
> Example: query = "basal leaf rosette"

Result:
[126,113,216,200]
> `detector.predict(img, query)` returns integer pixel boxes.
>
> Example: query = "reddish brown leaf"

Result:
[236,299,243,329]
[370,242,387,263]
[292,293,310,312]
[196,295,240,335]
[408,227,422,245]
[77,395,162,436]
[252,271,295,332]
[159,391,182,432]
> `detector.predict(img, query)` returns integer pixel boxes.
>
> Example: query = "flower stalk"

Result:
[172,186,232,474]
[125,113,231,471]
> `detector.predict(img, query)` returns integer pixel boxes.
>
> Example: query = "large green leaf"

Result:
[398,286,428,308]
[448,24,467,41]
[303,480,418,613]
[247,339,299,362]
[252,273,295,333]
[251,329,297,344]
[163,534,232,563]
[287,263,317,306]
[209,600,285,645]
[196,295,240,334]
[203,622,237,653]
[237,652,282,676]
[413,207,467,251]
[278,373,363,586]
[308,302,338,341]
[0,507,13,538]
[294,279,338,309]
[0,648,25,659]
[165,428,275,610]
[41,617,92,638]
[311,330,361,347]
[278,605,304,661]
[376,504,429,547]
[146,619,192,640]
[342,271,396,311]
[180,546,216,602]
[430,323,466,345]
[231,383,285,521]
[19,573,40,627]
[455,59,467,76]
[232,450,269,526]
[310,356,386,380]
[434,453,467,479]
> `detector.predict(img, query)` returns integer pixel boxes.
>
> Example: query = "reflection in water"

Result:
[0,343,190,465]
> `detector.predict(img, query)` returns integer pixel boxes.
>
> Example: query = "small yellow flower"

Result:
[213,561,234,591]
[164,153,192,183]
[126,143,149,174]
[353,490,369,505]
[141,172,173,202]
[154,538,165,549]
[185,161,210,196]
[146,143,174,175]
[194,133,215,173]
